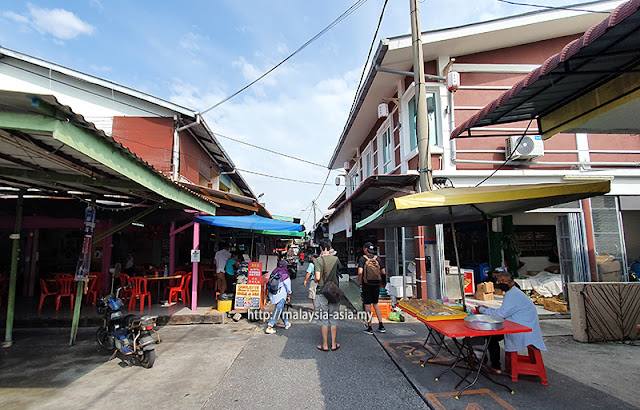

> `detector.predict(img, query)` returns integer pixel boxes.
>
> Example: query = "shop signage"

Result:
[247,262,262,285]
[234,284,261,310]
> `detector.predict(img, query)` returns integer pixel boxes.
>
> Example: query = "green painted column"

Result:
[3,192,24,348]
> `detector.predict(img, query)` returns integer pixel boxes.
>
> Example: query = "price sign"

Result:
[234,284,261,310]
[247,262,262,285]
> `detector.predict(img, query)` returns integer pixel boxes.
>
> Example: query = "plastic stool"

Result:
[506,346,549,386]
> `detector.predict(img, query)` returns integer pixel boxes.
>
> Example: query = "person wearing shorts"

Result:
[314,239,340,352]
[358,242,386,335]
[303,254,318,309]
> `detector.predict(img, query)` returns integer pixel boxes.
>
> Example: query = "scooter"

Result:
[286,258,298,279]
[96,285,161,368]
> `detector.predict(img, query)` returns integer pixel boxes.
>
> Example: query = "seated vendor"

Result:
[475,271,546,373]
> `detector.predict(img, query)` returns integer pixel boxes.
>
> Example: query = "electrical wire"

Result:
[236,168,333,186]
[200,0,371,115]
[496,0,610,14]
[213,132,326,168]
[475,119,534,187]
[309,0,389,207]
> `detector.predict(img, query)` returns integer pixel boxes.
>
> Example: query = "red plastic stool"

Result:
[506,346,549,386]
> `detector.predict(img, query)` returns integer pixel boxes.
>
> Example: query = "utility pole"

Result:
[312,200,317,228]
[410,0,433,192]
[410,0,438,302]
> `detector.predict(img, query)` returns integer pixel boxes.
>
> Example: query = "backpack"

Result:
[363,255,382,285]
[267,273,281,294]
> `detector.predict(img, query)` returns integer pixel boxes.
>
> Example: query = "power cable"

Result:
[496,0,610,14]
[475,118,534,187]
[310,0,389,207]
[213,132,326,168]
[236,168,334,186]
[200,0,371,114]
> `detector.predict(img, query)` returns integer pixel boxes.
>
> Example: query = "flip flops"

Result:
[317,345,329,352]
[331,344,341,351]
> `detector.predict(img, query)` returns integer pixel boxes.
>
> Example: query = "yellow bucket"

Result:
[217,299,232,312]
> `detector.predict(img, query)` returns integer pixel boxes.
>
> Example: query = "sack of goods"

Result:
[363,256,382,285]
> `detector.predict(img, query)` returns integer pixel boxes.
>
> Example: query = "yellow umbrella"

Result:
[356,180,611,310]
[356,180,610,230]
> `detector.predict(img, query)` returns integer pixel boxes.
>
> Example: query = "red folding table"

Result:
[402,307,532,400]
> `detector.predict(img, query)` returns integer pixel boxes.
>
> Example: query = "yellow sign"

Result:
[234,284,261,310]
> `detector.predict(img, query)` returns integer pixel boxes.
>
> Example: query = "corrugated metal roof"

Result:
[451,0,640,139]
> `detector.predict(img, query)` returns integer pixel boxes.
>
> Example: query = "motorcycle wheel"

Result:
[96,327,113,350]
[139,350,156,368]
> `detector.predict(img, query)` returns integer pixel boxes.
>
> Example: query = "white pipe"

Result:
[449,92,456,167]
[172,128,180,181]
[176,113,201,132]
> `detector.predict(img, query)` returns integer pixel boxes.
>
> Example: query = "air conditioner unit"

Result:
[506,135,544,160]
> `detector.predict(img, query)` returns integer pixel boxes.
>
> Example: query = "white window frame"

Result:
[378,117,393,175]
[362,141,373,180]
[401,84,444,165]
[347,166,360,196]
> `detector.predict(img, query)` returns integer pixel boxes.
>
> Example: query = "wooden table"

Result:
[400,306,531,399]
[144,275,182,305]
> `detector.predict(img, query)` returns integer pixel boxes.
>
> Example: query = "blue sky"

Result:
[0,0,587,226]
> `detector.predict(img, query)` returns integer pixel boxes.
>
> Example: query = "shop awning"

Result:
[194,214,303,231]
[180,182,270,217]
[356,180,610,230]
[451,0,640,139]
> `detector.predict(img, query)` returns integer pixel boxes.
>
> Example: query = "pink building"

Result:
[328,0,639,300]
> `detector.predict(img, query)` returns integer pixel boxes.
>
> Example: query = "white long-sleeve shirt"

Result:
[269,277,291,305]
[479,286,547,352]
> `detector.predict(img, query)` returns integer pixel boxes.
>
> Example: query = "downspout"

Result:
[449,92,456,167]
[172,113,202,181]
[3,191,23,348]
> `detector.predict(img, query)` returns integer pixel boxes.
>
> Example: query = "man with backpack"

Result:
[265,260,292,334]
[358,242,386,335]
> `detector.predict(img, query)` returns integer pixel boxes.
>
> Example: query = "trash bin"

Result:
[217,293,233,312]
[461,262,490,284]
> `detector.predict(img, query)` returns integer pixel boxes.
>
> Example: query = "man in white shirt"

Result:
[214,242,232,293]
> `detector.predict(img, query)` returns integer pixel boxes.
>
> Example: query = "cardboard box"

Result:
[543,298,568,313]
[494,288,505,296]
[477,282,494,293]
[447,266,459,275]
[475,291,494,301]
[598,260,621,274]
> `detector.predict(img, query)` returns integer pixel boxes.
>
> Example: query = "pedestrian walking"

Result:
[314,239,341,351]
[358,242,386,335]
[266,261,292,334]
[303,254,318,309]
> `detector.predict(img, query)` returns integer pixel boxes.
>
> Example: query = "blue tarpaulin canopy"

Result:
[194,214,303,232]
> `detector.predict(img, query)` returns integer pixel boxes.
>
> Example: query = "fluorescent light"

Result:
[132,222,145,227]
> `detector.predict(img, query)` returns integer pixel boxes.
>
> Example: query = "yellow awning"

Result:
[356,180,611,230]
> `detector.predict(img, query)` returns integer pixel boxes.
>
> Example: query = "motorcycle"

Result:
[96,285,161,368]
[287,260,298,279]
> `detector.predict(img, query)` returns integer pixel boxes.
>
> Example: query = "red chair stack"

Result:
[128,277,151,312]
[506,345,549,386]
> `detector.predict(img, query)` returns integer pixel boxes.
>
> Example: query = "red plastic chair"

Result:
[39,279,57,311]
[119,273,132,303]
[164,271,186,299]
[85,273,102,306]
[128,277,151,312]
[506,346,549,386]
[198,267,213,291]
[168,273,191,306]
[55,276,75,310]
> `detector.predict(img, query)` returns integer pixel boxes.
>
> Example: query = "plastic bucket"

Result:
[217,293,234,312]
[217,299,232,312]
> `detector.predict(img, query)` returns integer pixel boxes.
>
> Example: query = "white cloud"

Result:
[2,11,29,24]
[5,4,95,41]
[167,64,358,219]
[179,32,207,52]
